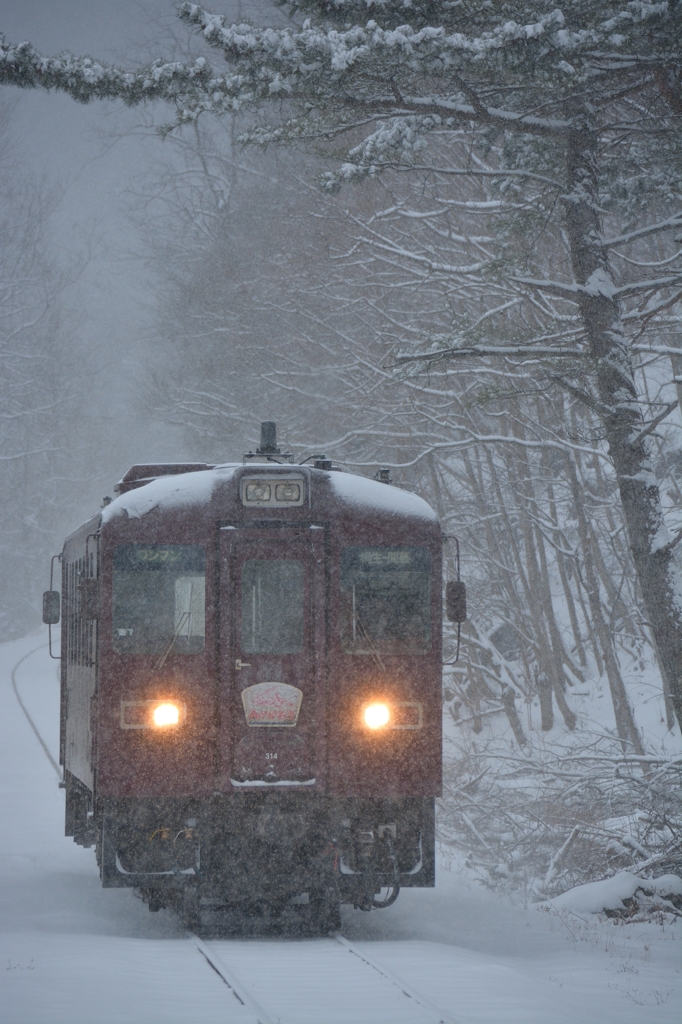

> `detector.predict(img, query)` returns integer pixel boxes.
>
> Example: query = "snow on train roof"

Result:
[328,471,437,521]
[100,466,239,523]
[100,464,437,523]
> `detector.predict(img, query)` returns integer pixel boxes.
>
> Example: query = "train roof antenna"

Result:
[243,421,295,464]
[258,421,278,455]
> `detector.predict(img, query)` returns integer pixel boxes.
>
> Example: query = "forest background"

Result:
[1,0,681,908]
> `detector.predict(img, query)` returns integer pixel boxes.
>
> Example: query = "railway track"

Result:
[11,643,61,781]
[12,644,463,1024]
[191,930,463,1024]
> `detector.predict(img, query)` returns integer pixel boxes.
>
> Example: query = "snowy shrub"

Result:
[438,730,682,907]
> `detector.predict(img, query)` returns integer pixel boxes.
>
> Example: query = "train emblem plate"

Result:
[241,682,303,727]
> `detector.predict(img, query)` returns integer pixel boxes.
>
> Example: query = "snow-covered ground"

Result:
[1,633,679,1024]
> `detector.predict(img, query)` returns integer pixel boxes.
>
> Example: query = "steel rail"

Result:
[334,932,464,1024]
[10,643,61,780]
[190,933,275,1024]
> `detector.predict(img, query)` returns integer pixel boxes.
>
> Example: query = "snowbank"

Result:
[544,871,682,916]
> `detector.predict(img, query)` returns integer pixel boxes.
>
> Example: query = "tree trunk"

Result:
[541,440,587,671]
[506,421,562,729]
[565,452,644,752]
[534,525,577,730]
[562,127,682,736]
[557,130,675,737]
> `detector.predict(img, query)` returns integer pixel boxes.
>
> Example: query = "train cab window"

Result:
[112,545,205,654]
[241,559,304,654]
[340,546,431,654]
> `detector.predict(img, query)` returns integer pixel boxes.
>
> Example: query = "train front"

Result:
[69,450,445,926]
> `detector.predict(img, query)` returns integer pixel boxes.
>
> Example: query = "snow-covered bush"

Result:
[439,724,682,905]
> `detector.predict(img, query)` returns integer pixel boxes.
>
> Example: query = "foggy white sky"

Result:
[0,0,284,475]
[2,0,169,304]
[1,1,184,470]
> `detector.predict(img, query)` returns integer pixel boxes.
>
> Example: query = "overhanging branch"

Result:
[393,345,588,366]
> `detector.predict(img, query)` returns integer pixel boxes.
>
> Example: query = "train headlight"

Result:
[364,703,390,729]
[120,699,186,729]
[152,702,181,727]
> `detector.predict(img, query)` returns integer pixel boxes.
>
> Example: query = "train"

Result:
[43,423,466,931]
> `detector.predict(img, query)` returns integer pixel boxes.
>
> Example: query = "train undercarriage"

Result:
[66,774,434,930]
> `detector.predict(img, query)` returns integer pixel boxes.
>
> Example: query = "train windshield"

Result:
[340,546,431,654]
[241,559,305,654]
[112,545,206,655]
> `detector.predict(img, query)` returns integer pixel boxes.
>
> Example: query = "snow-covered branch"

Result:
[394,345,588,364]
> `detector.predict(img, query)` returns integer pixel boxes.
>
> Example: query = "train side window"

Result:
[112,545,206,655]
[241,559,304,654]
[340,546,431,654]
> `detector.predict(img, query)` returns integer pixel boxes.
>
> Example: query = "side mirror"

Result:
[78,578,100,620]
[445,580,467,623]
[42,590,61,625]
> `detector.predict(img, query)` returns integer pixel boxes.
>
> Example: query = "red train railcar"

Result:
[45,425,465,929]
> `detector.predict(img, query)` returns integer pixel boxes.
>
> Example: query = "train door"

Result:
[218,525,327,790]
